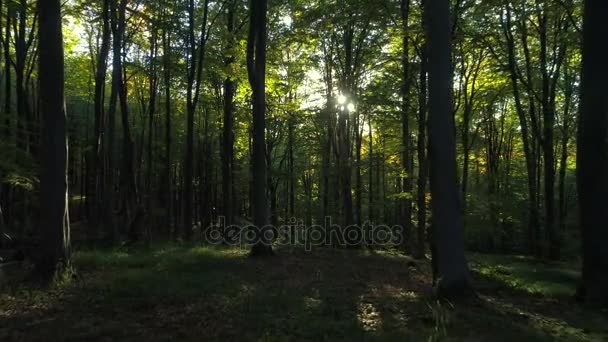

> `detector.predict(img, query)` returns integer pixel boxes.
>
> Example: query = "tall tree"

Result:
[92,0,111,228]
[577,0,608,307]
[222,0,236,227]
[425,0,471,296]
[400,0,413,248]
[414,42,428,260]
[37,0,71,278]
[248,0,273,257]
[162,7,173,236]
[183,0,211,240]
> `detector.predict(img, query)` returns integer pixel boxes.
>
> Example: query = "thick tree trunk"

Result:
[577,0,608,307]
[37,0,71,278]
[248,0,273,256]
[425,0,471,297]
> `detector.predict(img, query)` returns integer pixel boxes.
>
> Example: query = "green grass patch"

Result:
[469,253,580,297]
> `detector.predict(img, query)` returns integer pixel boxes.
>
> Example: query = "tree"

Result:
[183,0,211,240]
[424,0,471,296]
[577,0,608,307]
[400,0,413,249]
[222,0,237,227]
[37,0,71,278]
[248,0,273,257]
[91,0,111,229]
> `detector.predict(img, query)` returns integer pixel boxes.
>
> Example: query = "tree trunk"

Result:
[425,0,471,297]
[115,0,138,241]
[222,1,236,226]
[414,45,428,260]
[183,0,210,240]
[355,118,363,226]
[91,0,111,228]
[501,6,540,256]
[400,0,413,246]
[248,0,273,256]
[577,0,608,307]
[37,0,71,278]
[368,115,374,223]
[162,23,173,237]
[146,27,159,221]
[287,111,295,219]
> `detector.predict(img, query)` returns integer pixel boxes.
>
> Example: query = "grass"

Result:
[1,245,606,341]
[469,253,580,297]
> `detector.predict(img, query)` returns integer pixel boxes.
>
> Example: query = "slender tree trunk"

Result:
[115,0,138,240]
[162,24,173,237]
[146,27,159,220]
[502,6,540,256]
[92,0,111,228]
[14,0,30,152]
[425,0,471,297]
[184,0,210,240]
[368,115,374,223]
[355,119,363,226]
[222,1,236,226]
[577,0,608,307]
[288,114,295,219]
[558,69,573,237]
[538,6,559,260]
[414,46,428,260]
[400,0,413,246]
[3,3,10,141]
[37,0,71,278]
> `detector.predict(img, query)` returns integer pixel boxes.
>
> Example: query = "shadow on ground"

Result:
[0,246,606,341]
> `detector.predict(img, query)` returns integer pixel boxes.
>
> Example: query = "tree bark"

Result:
[414,45,428,260]
[37,0,71,278]
[162,21,173,237]
[248,0,273,256]
[400,0,413,247]
[222,1,236,226]
[501,5,540,256]
[183,0,210,240]
[577,0,608,307]
[92,0,111,228]
[425,0,471,296]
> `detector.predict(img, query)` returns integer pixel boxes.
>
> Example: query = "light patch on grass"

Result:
[357,301,382,332]
[303,296,322,310]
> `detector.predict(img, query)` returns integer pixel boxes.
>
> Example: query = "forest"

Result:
[0,0,607,340]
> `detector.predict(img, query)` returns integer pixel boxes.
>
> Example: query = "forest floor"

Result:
[1,244,607,341]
